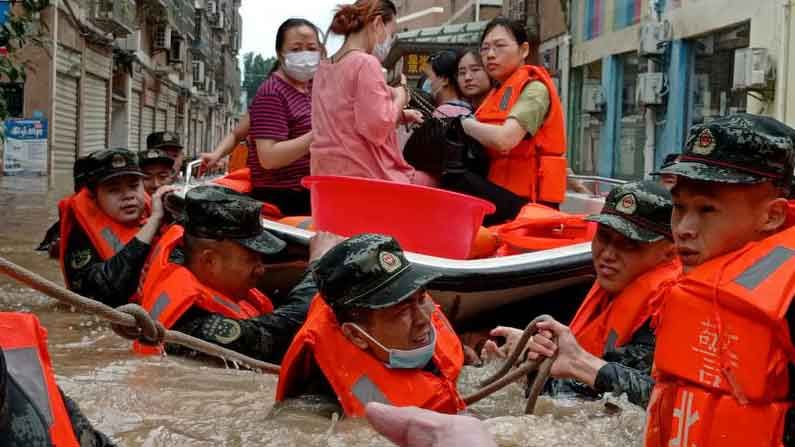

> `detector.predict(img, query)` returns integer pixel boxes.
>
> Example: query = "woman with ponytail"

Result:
[310,0,434,185]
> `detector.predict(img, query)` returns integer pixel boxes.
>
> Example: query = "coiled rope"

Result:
[0,256,280,375]
[463,315,557,414]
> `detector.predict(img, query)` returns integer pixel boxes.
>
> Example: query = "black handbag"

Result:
[403,117,490,177]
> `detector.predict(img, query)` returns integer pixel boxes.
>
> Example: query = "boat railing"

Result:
[568,175,627,197]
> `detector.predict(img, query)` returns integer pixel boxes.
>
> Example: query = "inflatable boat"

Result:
[189,162,623,324]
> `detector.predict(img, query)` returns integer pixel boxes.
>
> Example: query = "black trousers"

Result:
[442,171,528,226]
[252,187,312,216]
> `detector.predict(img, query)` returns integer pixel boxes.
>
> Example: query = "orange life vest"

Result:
[228,142,248,172]
[646,226,795,447]
[275,296,466,416]
[135,225,274,354]
[58,188,149,286]
[494,203,596,255]
[211,169,283,218]
[569,260,681,358]
[475,65,567,203]
[0,313,80,446]
[213,168,253,194]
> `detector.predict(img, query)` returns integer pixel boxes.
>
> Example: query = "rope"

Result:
[0,256,280,375]
[462,315,557,414]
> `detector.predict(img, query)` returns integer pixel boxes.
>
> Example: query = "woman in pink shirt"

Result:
[310,0,433,185]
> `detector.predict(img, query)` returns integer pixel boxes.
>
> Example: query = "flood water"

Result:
[0,176,645,446]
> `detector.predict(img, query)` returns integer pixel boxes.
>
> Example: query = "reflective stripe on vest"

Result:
[647,227,795,447]
[276,296,466,417]
[58,188,149,286]
[734,246,795,290]
[149,291,171,321]
[0,313,80,446]
[351,375,391,407]
[5,347,53,426]
[100,227,125,255]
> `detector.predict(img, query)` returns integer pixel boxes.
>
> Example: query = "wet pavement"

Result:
[0,175,645,446]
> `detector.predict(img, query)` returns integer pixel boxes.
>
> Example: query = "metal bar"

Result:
[567,175,627,185]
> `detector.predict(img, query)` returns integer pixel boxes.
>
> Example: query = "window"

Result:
[615,53,648,179]
[691,23,749,125]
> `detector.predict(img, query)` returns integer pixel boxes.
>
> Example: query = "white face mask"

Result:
[373,30,396,62]
[282,51,321,82]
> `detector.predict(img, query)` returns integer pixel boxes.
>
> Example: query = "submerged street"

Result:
[0,176,645,446]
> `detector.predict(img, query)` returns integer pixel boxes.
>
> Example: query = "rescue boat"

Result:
[187,162,621,324]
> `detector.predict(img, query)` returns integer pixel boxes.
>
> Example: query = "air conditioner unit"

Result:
[733,48,774,90]
[89,0,136,37]
[639,21,672,57]
[192,60,205,87]
[637,72,665,105]
[154,24,172,50]
[582,82,605,113]
[169,37,184,63]
[118,29,141,52]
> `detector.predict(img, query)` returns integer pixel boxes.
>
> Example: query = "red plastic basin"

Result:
[302,176,496,259]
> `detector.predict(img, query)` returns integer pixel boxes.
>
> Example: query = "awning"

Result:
[384,20,488,68]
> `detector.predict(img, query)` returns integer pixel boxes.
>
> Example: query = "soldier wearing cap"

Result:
[483,181,678,405]
[275,234,468,417]
[136,185,341,362]
[59,148,177,307]
[146,131,184,174]
[138,147,176,195]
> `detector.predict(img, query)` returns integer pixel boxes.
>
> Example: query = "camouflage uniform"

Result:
[64,149,152,307]
[281,234,442,401]
[159,186,318,363]
[587,113,795,410]
[0,348,115,447]
[546,181,672,406]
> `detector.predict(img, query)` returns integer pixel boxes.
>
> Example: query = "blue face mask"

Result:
[350,324,437,369]
[421,79,432,94]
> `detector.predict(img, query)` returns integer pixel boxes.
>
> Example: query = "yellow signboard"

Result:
[404,53,430,75]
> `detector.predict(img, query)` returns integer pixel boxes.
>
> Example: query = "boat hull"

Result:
[261,220,596,325]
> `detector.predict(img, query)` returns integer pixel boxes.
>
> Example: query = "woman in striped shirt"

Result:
[245,18,323,215]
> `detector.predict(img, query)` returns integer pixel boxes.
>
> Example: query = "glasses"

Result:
[479,42,516,56]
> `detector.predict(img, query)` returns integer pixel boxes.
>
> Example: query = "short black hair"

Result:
[429,50,463,97]
[481,16,530,46]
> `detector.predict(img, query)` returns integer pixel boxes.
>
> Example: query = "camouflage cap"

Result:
[138,148,175,168]
[653,114,795,188]
[585,180,673,243]
[84,148,145,187]
[312,233,441,311]
[183,185,286,255]
[147,131,183,151]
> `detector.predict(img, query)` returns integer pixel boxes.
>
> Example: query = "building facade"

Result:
[395,0,503,31]
[561,0,793,180]
[6,0,242,189]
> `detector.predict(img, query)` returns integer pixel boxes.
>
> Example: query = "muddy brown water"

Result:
[0,176,645,446]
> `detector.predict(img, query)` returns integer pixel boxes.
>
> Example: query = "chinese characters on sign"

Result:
[3,119,48,176]
[404,53,430,76]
